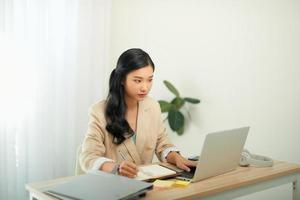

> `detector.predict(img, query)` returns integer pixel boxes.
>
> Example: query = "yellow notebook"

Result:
[135,164,178,181]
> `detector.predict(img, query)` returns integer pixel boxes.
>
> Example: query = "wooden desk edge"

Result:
[142,161,300,200]
[26,161,300,200]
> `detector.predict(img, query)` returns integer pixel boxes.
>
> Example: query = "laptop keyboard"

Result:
[179,166,196,179]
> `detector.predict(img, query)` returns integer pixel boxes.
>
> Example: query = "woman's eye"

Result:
[149,79,153,82]
[134,80,141,83]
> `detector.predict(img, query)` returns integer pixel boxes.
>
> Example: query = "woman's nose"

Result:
[140,83,148,92]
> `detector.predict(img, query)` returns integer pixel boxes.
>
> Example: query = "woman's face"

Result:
[124,65,154,102]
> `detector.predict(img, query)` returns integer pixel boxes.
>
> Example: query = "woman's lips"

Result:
[138,94,147,98]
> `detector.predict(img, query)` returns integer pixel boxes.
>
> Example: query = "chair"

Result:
[75,144,85,175]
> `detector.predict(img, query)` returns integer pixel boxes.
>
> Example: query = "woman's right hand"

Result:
[118,160,138,178]
[101,161,138,178]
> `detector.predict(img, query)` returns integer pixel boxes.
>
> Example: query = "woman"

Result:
[79,48,196,178]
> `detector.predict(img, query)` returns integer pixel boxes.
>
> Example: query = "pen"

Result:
[118,150,139,177]
[119,150,137,164]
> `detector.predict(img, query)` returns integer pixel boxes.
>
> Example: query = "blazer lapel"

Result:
[121,138,141,164]
[119,99,151,165]
[135,99,152,163]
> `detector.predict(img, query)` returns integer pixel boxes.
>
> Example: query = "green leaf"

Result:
[176,126,184,136]
[184,97,200,104]
[158,100,173,113]
[168,109,184,131]
[163,80,180,97]
[171,97,185,109]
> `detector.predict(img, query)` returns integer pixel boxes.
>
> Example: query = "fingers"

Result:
[119,161,138,178]
[176,158,191,171]
[126,161,138,170]
[175,156,198,171]
[185,160,198,167]
[177,162,191,172]
[120,165,137,177]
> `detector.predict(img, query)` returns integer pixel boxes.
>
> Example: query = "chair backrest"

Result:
[75,144,85,175]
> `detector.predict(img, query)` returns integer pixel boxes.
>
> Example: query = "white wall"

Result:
[110,0,300,199]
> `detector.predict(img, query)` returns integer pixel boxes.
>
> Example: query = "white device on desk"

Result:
[189,149,274,168]
[178,127,249,183]
[239,149,273,167]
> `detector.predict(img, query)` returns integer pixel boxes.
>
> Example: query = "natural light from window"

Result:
[0,36,37,167]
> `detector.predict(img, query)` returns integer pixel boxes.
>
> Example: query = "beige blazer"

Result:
[79,96,174,172]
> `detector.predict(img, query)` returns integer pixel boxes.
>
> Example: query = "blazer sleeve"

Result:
[79,105,107,172]
[154,101,175,161]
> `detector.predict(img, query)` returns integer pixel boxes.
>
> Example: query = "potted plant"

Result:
[158,80,200,135]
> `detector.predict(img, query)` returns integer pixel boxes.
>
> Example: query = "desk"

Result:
[26,161,300,200]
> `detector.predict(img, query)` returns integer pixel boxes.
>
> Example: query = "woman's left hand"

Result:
[166,152,197,172]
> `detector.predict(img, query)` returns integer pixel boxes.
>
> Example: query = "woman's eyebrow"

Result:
[133,75,154,79]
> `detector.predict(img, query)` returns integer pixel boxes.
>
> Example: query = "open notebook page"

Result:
[135,164,177,181]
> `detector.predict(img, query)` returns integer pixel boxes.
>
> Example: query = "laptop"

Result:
[178,127,249,183]
[43,171,153,200]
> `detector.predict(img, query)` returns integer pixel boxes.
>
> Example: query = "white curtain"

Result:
[0,0,111,199]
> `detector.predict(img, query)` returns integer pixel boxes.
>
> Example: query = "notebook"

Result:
[43,171,153,200]
[135,164,179,181]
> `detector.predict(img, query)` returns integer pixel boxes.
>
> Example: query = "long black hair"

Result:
[105,48,155,144]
